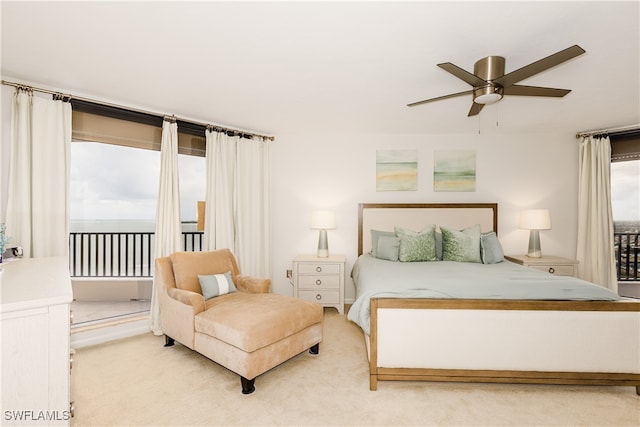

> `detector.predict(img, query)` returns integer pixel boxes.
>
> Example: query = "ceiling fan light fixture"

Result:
[407,45,585,116]
[473,85,503,105]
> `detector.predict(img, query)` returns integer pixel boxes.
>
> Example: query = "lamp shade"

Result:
[311,210,336,230]
[519,209,551,230]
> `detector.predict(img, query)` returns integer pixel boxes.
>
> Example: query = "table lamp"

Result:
[311,210,336,258]
[519,209,551,258]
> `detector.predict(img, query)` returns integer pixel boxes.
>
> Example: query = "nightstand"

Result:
[292,254,345,314]
[504,254,579,277]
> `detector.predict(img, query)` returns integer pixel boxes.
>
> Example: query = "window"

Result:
[70,142,160,227]
[70,141,205,227]
[611,160,640,224]
[69,101,207,325]
[611,134,640,284]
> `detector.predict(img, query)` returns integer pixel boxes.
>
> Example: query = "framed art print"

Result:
[433,150,476,192]
[376,150,418,191]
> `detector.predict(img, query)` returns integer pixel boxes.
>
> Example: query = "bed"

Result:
[347,203,640,394]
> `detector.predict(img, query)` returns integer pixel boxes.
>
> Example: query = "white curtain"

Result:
[149,120,183,335]
[576,135,618,292]
[204,131,237,252]
[235,136,270,277]
[5,89,71,258]
[204,130,270,277]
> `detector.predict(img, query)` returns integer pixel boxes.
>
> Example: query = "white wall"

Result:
[271,131,579,301]
[0,87,580,302]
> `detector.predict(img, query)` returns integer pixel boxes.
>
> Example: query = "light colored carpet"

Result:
[71,309,639,426]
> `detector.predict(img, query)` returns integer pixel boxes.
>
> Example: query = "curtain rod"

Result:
[575,123,640,139]
[1,79,275,141]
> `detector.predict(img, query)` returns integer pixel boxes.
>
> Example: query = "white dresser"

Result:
[1,257,73,426]
[292,254,346,314]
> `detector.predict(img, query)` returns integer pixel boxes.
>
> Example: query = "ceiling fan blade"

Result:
[468,102,484,117]
[437,63,488,87]
[503,85,571,97]
[494,45,585,88]
[407,90,473,107]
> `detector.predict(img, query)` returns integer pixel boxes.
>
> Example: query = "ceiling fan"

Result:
[407,45,586,117]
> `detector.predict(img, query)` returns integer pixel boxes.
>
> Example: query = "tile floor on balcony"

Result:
[71,300,150,327]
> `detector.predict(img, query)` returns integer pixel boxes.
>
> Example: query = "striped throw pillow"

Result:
[198,271,237,300]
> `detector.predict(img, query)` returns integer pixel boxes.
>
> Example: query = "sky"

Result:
[70,143,640,223]
[611,160,640,221]
[70,142,205,222]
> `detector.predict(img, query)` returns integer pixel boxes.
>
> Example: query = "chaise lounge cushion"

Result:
[195,292,323,353]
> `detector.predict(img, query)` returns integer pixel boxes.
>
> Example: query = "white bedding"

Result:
[347,254,621,335]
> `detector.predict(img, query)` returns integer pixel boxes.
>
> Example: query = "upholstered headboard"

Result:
[358,203,498,256]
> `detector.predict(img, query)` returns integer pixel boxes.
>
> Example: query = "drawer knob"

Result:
[316,294,322,300]
[315,279,322,285]
[548,267,555,274]
[316,266,322,272]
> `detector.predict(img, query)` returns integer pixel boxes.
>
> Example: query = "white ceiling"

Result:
[2,1,639,137]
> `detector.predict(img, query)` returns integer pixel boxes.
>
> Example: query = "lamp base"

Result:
[526,229,542,258]
[317,229,329,258]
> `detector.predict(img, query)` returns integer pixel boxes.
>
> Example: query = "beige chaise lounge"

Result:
[155,249,323,394]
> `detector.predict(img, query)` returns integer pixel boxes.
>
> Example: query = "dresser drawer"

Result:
[297,263,341,275]
[530,264,575,276]
[298,275,340,289]
[298,290,340,304]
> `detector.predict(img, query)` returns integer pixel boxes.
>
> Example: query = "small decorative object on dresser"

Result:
[292,254,346,314]
[504,254,579,277]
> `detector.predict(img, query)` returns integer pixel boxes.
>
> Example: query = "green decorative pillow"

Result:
[198,271,237,300]
[441,224,482,263]
[370,229,395,257]
[376,235,400,261]
[395,225,437,262]
[480,231,505,264]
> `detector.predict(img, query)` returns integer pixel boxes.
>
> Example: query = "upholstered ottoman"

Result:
[194,292,323,394]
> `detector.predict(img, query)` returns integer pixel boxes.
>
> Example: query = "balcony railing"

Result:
[69,230,640,282]
[69,231,204,277]
[614,232,640,282]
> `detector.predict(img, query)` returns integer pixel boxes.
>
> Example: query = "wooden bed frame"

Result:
[356,203,640,394]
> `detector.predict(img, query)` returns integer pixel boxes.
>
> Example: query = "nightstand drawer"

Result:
[530,264,575,276]
[297,263,341,275]
[298,290,340,304]
[504,255,578,277]
[298,275,340,289]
